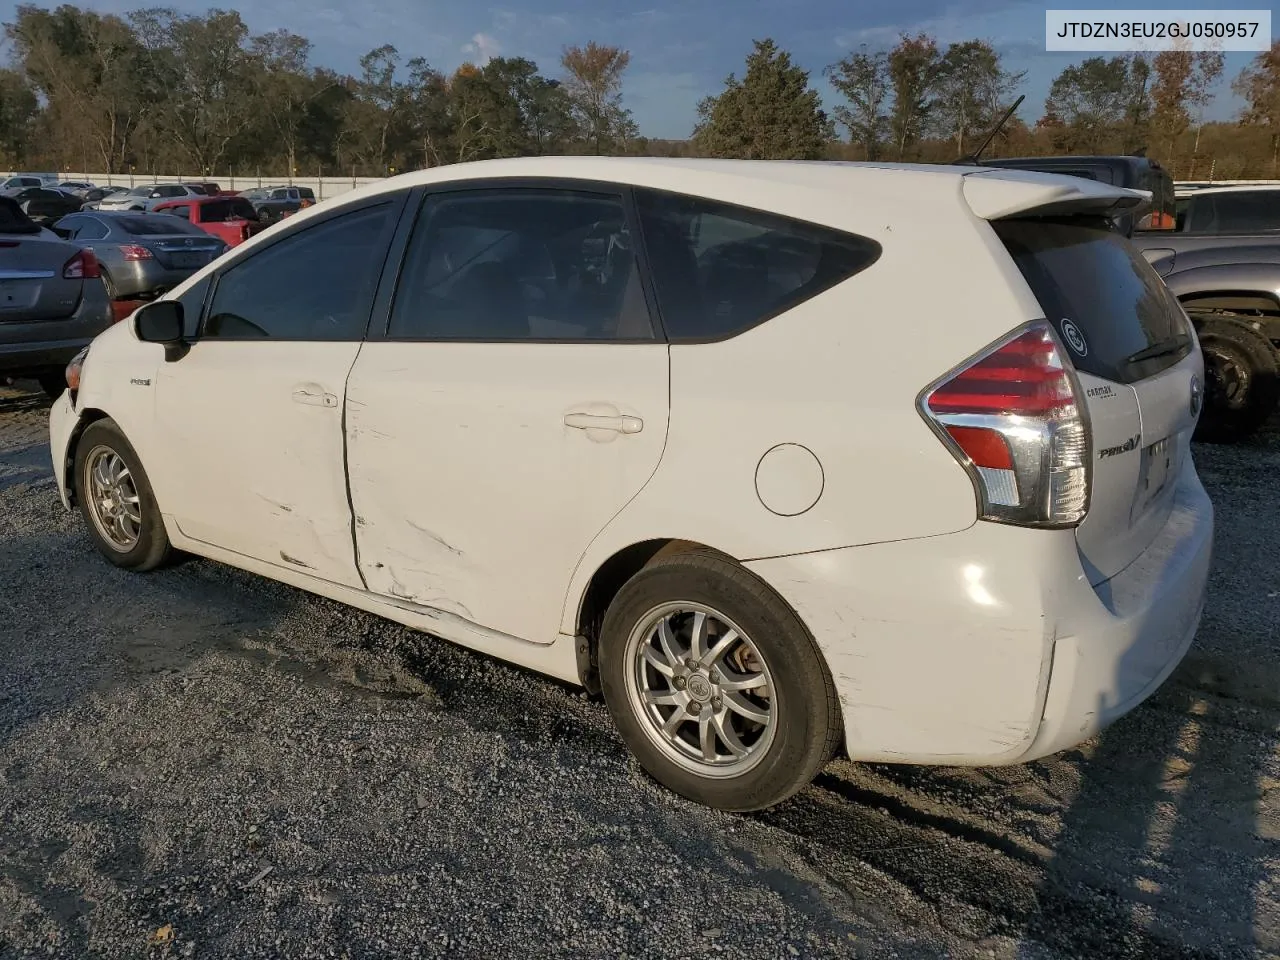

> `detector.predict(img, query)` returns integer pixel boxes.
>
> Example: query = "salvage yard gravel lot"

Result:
[1,381,1278,960]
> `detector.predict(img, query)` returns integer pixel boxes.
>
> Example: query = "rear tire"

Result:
[598,549,841,811]
[36,372,65,400]
[100,268,119,300]
[73,419,172,570]
[1192,315,1280,443]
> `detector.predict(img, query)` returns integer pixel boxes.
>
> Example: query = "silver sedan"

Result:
[51,211,228,300]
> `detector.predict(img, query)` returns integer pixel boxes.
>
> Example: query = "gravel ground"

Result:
[1,381,1278,960]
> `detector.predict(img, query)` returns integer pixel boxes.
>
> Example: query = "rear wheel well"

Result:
[63,407,110,505]
[1181,292,1280,334]
[575,539,730,694]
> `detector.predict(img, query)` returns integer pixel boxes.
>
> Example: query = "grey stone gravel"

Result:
[1,381,1277,960]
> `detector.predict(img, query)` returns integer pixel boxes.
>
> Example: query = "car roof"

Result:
[292,156,1145,223]
[155,196,234,205]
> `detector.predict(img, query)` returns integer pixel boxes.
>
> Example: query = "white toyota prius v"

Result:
[49,157,1214,811]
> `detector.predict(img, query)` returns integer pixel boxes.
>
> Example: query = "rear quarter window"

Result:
[994,217,1192,384]
[634,189,881,341]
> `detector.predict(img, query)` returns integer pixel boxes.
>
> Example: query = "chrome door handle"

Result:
[292,384,337,407]
[563,412,644,434]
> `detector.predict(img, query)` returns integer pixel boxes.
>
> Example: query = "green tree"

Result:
[0,68,38,166]
[826,46,889,160]
[560,41,635,154]
[693,38,831,159]
[340,44,406,173]
[5,3,151,171]
[130,8,257,174]
[932,40,1024,156]
[1233,40,1280,175]
[1151,47,1224,170]
[247,29,334,178]
[887,33,942,159]
[1044,55,1141,153]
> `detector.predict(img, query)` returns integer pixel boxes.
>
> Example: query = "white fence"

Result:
[5,172,387,201]
[1175,179,1280,188]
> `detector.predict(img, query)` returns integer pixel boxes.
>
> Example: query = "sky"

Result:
[0,0,1266,140]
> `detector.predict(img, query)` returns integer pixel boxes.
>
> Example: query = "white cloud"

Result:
[461,32,500,64]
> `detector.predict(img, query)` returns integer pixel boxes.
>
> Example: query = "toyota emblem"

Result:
[1190,374,1203,417]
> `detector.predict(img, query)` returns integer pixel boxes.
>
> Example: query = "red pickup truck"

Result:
[152,195,265,247]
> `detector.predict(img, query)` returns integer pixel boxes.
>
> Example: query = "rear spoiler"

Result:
[962,168,1149,221]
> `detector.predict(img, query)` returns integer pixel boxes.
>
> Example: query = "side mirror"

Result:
[134,300,188,361]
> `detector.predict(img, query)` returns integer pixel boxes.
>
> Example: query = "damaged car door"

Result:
[150,196,404,584]
[344,184,670,643]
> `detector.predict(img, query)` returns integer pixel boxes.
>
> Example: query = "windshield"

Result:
[117,216,207,236]
[203,199,257,221]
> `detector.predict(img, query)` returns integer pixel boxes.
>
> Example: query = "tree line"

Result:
[2,4,1279,180]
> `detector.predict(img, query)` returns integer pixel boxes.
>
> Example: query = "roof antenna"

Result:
[955,94,1025,165]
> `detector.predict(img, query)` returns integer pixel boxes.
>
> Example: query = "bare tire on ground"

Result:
[1192,315,1280,443]
[73,418,172,570]
[598,549,841,811]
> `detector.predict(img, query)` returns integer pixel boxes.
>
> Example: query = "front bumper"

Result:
[745,457,1214,766]
[49,391,77,510]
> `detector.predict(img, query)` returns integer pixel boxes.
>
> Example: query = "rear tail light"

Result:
[62,249,100,279]
[120,244,153,261]
[919,321,1091,528]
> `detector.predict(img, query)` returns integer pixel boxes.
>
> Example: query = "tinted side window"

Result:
[634,189,881,340]
[76,218,108,240]
[204,202,395,340]
[389,189,653,341]
[176,275,212,338]
[1198,191,1280,234]
[167,205,191,220]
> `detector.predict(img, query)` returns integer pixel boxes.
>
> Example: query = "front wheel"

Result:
[73,418,172,570]
[599,549,841,811]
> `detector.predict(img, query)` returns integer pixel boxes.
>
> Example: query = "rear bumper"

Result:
[0,282,113,375]
[745,457,1214,766]
[107,262,199,298]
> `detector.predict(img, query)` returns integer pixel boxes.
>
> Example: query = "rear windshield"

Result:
[117,216,204,236]
[994,217,1191,384]
[203,199,256,221]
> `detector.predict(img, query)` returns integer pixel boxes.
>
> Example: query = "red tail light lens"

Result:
[62,249,101,279]
[921,322,1091,527]
[120,244,153,261]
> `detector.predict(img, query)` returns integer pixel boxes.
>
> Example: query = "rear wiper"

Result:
[1125,334,1190,365]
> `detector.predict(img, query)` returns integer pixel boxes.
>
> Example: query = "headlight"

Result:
[66,345,89,391]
